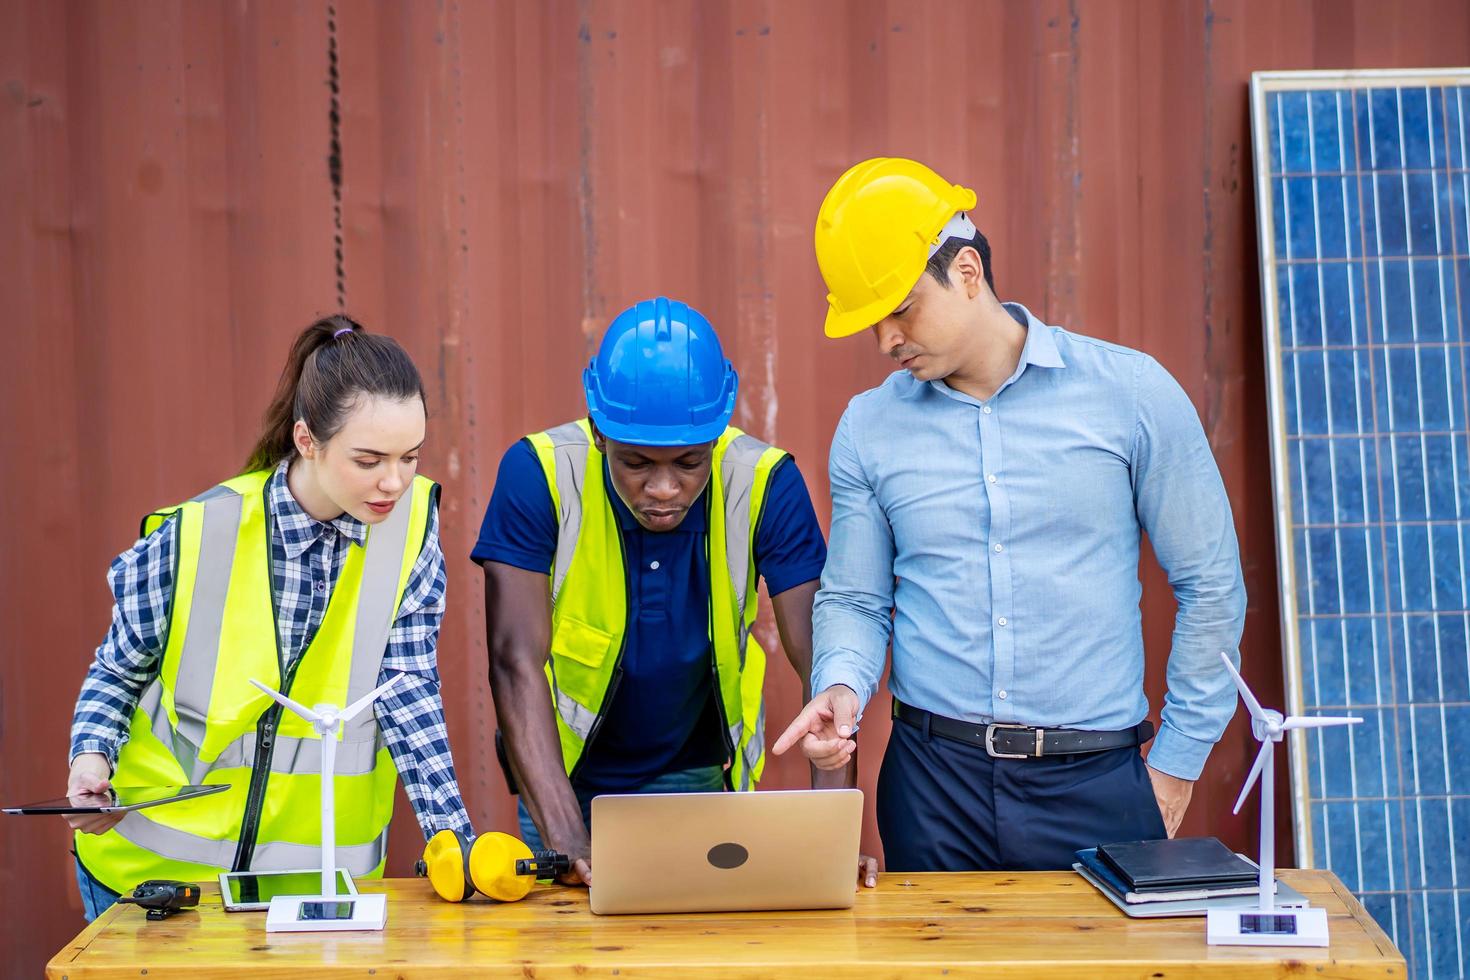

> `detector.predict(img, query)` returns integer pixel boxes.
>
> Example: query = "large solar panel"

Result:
[1252,69,1470,978]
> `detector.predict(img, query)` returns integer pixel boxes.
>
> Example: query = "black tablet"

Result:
[3,784,228,814]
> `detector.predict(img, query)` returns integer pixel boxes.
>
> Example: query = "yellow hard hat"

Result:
[814,157,977,338]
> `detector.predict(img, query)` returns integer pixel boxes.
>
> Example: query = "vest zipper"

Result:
[230,653,306,871]
[703,491,737,791]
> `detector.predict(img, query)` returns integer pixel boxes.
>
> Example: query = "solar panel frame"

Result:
[1250,68,1470,978]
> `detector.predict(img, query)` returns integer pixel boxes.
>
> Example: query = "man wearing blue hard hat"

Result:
[473,297,844,887]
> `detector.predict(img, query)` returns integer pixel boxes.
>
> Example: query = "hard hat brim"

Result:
[823,277,914,339]
[590,412,731,448]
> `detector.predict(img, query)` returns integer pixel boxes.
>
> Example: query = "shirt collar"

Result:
[926,301,1066,404]
[1007,302,1066,369]
[602,459,710,535]
[269,459,368,558]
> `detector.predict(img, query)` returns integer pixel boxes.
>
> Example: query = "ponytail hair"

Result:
[244,314,427,474]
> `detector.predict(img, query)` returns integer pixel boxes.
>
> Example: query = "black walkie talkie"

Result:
[115,880,201,920]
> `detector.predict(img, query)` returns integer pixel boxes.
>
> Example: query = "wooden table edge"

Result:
[1322,870,1407,964]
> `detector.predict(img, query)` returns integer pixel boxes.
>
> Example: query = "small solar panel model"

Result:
[1250,68,1470,978]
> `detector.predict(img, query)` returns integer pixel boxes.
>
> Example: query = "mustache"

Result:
[891,345,923,362]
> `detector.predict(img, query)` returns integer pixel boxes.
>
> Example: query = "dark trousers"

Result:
[877,712,1168,872]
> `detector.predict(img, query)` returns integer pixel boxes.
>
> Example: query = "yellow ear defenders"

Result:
[415,830,572,903]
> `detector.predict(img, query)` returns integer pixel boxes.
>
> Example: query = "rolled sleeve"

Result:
[811,407,895,713]
[752,458,828,597]
[1132,356,1248,780]
[470,440,558,573]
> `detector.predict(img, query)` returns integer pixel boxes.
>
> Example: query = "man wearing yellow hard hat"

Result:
[773,158,1247,872]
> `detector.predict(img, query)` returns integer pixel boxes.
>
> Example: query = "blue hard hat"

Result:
[583,297,739,447]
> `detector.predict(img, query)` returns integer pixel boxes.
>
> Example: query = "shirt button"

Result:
[649,560,660,571]
[314,580,326,594]
[997,616,1008,627]
[994,543,1004,553]
[987,474,997,484]
[998,690,1008,700]
[983,405,993,415]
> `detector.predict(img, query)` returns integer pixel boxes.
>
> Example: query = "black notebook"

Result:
[1096,836,1259,892]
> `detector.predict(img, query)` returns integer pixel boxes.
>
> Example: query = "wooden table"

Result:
[47,870,1404,978]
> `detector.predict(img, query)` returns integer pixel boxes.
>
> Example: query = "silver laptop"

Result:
[589,788,863,915]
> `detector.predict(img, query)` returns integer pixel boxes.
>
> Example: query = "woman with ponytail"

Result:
[65,315,472,919]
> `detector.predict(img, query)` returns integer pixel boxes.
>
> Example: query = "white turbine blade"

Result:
[1233,740,1273,815]
[1218,651,1266,719]
[249,678,320,723]
[1283,715,1363,730]
[339,673,406,722]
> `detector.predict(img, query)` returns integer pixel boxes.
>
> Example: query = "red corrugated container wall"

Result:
[4,0,1468,973]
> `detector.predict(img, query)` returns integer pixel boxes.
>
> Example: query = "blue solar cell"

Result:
[1367,88,1405,170]
[1388,524,1435,610]
[1369,260,1414,343]
[1423,436,1463,519]
[1343,617,1390,704]
[1436,624,1470,702]
[1368,173,1412,256]
[1408,259,1451,342]
[1279,91,1312,172]
[1447,181,1470,250]
[1287,263,1326,346]
[1422,891,1465,977]
[1318,263,1358,343]
[1310,91,1350,172]
[1285,177,1323,257]
[1314,176,1359,259]
[1401,87,1436,171]
[1403,174,1443,255]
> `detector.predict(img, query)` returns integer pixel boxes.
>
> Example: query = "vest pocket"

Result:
[550,615,617,670]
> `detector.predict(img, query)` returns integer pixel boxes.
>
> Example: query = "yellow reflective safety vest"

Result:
[76,468,437,894]
[525,420,788,792]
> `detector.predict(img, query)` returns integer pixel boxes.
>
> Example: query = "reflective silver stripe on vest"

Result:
[554,682,598,741]
[720,434,774,662]
[732,704,767,791]
[172,491,245,750]
[114,810,386,875]
[344,479,418,742]
[142,679,382,782]
[543,422,592,601]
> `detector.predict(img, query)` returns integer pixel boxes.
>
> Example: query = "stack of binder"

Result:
[1074,837,1307,918]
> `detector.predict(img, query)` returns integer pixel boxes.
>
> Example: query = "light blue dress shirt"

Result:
[811,303,1246,780]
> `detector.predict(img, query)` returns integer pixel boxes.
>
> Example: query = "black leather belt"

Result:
[892,698,1154,759]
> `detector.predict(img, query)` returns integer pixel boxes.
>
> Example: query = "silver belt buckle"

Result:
[984,723,1031,759]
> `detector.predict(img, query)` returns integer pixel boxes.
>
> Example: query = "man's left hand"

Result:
[1146,765,1194,838]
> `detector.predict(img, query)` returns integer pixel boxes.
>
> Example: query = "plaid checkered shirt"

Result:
[70,460,473,839]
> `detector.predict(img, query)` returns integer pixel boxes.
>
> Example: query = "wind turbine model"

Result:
[250,673,404,933]
[1207,651,1360,947]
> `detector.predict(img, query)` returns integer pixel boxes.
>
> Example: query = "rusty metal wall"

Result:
[4,0,1468,972]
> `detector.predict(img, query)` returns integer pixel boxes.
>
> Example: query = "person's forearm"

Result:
[375,673,473,838]
[809,589,891,713]
[489,653,586,850]
[813,755,857,789]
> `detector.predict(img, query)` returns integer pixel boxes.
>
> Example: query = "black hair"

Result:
[924,226,996,293]
[244,314,426,473]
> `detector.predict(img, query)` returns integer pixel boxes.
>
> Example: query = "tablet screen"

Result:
[222,869,354,909]
[2,784,228,814]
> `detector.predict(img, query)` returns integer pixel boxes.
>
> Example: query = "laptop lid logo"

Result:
[707,842,749,869]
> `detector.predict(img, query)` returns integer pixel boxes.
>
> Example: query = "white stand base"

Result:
[265,893,387,933]
[1207,906,1329,947]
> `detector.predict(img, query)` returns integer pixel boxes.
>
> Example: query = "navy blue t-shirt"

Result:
[472,438,828,793]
